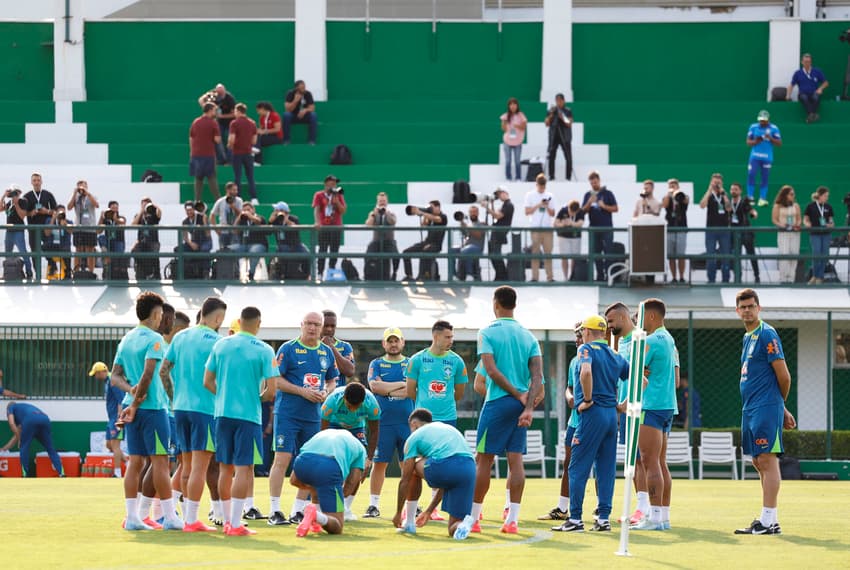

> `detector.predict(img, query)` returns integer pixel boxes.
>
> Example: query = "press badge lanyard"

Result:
[816,203,826,225]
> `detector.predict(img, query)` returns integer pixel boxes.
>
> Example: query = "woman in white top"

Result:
[771,184,801,283]
[500,98,527,181]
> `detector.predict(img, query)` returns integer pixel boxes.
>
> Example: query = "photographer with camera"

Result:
[632,180,661,218]
[209,182,243,250]
[482,186,514,282]
[97,201,126,279]
[270,201,309,280]
[313,174,348,278]
[746,110,782,207]
[581,171,619,282]
[524,173,556,282]
[197,83,235,165]
[402,200,448,281]
[2,184,34,280]
[729,182,760,283]
[662,179,690,283]
[23,173,57,277]
[66,180,99,274]
[190,102,222,202]
[544,93,573,181]
[131,197,162,280]
[452,204,487,281]
[699,173,733,284]
[174,200,212,279]
[234,202,268,282]
[42,205,73,280]
[365,192,399,280]
[553,199,584,281]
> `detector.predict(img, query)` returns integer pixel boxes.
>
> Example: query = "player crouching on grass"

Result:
[393,408,476,540]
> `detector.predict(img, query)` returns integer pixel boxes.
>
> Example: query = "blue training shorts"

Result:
[106,417,123,441]
[215,417,263,466]
[741,404,784,457]
[175,410,216,453]
[564,425,577,447]
[374,423,411,464]
[126,408,170,457]
[423,455,476,520]
[476,395,527,455]
[641,409,675,434]
[274,415,320,455]
[293,453,344,514]
[329,424,367,448]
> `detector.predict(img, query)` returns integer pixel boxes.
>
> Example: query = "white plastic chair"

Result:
[698,431,738,480]
[666,431,693,479]
[523,430,547,478]
[555,430,567,477]
[740,450,754,480]
[464,429,499,478]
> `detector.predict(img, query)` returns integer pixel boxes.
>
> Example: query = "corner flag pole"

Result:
[616,301,647,557]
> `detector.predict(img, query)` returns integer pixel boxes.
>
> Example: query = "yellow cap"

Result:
[229,319,241,333]
[383,327,404,341]
[580,315,607,332]
[88,361,109,376]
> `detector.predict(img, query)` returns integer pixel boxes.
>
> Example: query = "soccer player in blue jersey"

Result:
[472,286,543,534]
[1,402,63,477]
[733,289,796,535]
[393,408,476,539]
[321,382,381,520]
[268,311,340,526]
[406,320,468,427]
[365,327,411,518]
[745,110,782,207]
[631,298,679,531]
[111,292,183,531]
[539,322,583,521]
[554,315,629,533]
[204,305,279,536]
[290,428,367,537]
[161,296,227,532]
[90,361,124,477]
[321,310,356,382]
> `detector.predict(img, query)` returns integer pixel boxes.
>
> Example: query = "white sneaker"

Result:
[251,146,260,155]
[250,198,259,206]
[344,509,358,522]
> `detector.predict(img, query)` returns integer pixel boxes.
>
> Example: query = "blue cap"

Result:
[273,201,290,212]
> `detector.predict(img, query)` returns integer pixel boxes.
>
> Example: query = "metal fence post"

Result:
[827,310,833,460]
[687,310,694,443]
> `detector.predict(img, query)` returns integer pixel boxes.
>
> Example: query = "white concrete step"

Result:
[470,163,637,183]
[0,143,109,165]
[0,164,133,185]
[525,122,585,146]
[499,143,609,166]
[25,123,88,144]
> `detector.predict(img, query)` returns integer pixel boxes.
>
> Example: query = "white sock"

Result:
[292,498,308,516]
[506,502,521,524]
[125,498,141,523]
[661,506,670,522]
[114,466,122,477]
[315,509,329,525]
[184,499,199,524]
[636,491,650,513]
[161,498,181,523]
[269,496,281,514]
[230,498,245,528]
[222,499,232,525]
[138,495,154,520]
[760,507,777,526]
[650,506,662,523]
[471,502,483,522]
[151,498,163,520]
[173,490,182,504]
[244,496,254,510]
[212,499,223,520]
[344,495,354,511]
[405,500,418,523]
[370,494,380,508]
[558,496,569,512]
[504,488,511,509]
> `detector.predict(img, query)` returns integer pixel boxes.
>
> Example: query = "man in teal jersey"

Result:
[393,408,476,539]
[471,286,543,535]
[321,382,381,520]
[161,296,227,532]
[405,320,468,427]
[111,292,183,531]
[204,306,279,536]
[539,322,583,521]
[290,429,366,537]
[632,298,680,531]
[321,310,356,382]
[365,327,411,518]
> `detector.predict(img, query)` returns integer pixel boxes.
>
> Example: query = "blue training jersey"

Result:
[477,317,541,402]
[740,320,786,411]
[166,325,222,416]
[367,356,412,426]
[333,338,355,383]
[321,386,381,429]
[642,327,678,411]
[575,340,629,407]
[104,380,124,422]
[406,349,468,421]
[404,422,473,461]
[275,338,340,422]
[113,325,167,411]
[300,429,366,480]
[747,122,781,162]
[8,402,44,426]
[567,355,581,428]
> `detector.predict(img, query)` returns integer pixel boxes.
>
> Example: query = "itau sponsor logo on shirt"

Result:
[429,380,447,398]
[304,373,321,390]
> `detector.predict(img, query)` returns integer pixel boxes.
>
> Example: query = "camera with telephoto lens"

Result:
[330,186,344,196]
[103,210,115,221]
[453,211,466,222]
[377,207,386,216]
[7,188,21,198]
[640,192,649,198]
[56,210,66,222]
[194,201,206,213]
[145,203,157,217]
[674,191,687,204]
[203,90,217,103]
[226,195,235,204]
[542,197,551,203]
[406,205,433,216]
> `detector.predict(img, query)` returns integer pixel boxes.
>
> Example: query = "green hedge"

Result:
[684,428,850,460]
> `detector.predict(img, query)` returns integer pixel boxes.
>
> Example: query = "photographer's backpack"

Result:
[507,232,525,282]
[330,144,352,165]
[212,252,239,280]
[140,169,163,183]
[107,257,129,281]
[341,259,360,281]
[3,257,25,281]
[523,160,544,182]
[452,180,474,204]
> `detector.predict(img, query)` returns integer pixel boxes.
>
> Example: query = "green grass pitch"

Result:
[1,478,847,569]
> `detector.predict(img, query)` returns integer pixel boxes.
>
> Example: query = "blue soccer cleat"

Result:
[162,518,185,531]
[123,519,153,531]
[453,515,475,540]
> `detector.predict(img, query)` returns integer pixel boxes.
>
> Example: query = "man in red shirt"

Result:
[228,103,259,206]
[190,103,222,202]
[254,101,283,166]
[312,175,347,277]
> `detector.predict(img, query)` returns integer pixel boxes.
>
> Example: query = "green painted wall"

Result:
[801,21,850,99]
[0,23,54,100]
[572,23,769,101]
[326,22,542,100]
[84,22,295,100]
